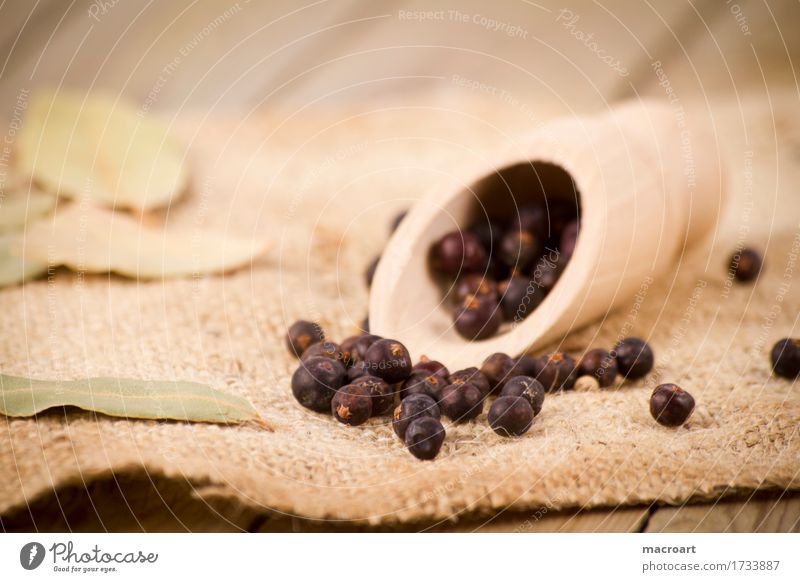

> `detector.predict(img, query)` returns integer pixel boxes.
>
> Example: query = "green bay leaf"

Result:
[0,234,48,287]
[17,91,188,211]
[0,373,269,429]
[20,203,269,279]
[0,188,57,232]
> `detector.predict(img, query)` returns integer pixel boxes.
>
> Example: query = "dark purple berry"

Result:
[285,320,324,358]
[452,273,497,306]
[511,355,540,378]
[400,373,446,401]
[729,247,763,282]
[499,230,539,270]
[301,341,347,366]
[453,293,503,340]
[544,198,576,238]
[404,417,446,460]
[365,256,380,287]
[497,276,540,321]
[347,361,370,382]
[486,256,512,281]
[439,383,483,422]
[349,375,395,415]
[771,338,800,379]
[340,334,382,365]
[500,376,545,416]
[470,220,503,251]
[488,396,534,437]
[613,337,654,380]
[390,209,408,233]
[448,367,491,398]
[431,230,487,276]
[578,348,618,388]
[537,352,577,392]
[364,339,413,384]
[560,219,579,262]
[332,384,372,425]
[481,352,516,392]
[340,335,360,363]
[411,357,450,381]
[512,204,546,238]
[392,393,440,440]
[650,383,695,427]
[291,356,346,412]
[531,253,562,293]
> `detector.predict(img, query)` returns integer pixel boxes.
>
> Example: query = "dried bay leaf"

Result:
[19,203,269,279]
[0,188,57,232]
[0,373,270,428]
[0,179,55,286]
[0,234,47,286]
[17,91,188,211]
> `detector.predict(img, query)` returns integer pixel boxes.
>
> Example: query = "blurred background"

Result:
[1,0,798,115]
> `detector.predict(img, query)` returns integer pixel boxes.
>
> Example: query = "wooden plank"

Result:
[252,506,649,532]
[438,506,650,533]
[1,475,259,533]
[7,481,796,532]
[645,495,800,533]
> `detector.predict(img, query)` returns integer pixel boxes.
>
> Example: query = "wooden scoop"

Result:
[369,101,726,370]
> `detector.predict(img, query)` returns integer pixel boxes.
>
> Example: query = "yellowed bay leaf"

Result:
[0,373,269,428]
[17,91,188,211]
[0,233,47,286]
[19,204,269,279]
[0,188,57,232]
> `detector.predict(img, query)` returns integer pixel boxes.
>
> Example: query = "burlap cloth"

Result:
[1,96,798,526]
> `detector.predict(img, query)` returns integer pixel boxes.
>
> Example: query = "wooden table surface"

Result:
[1,473,798,532]
[1,0,798,532]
